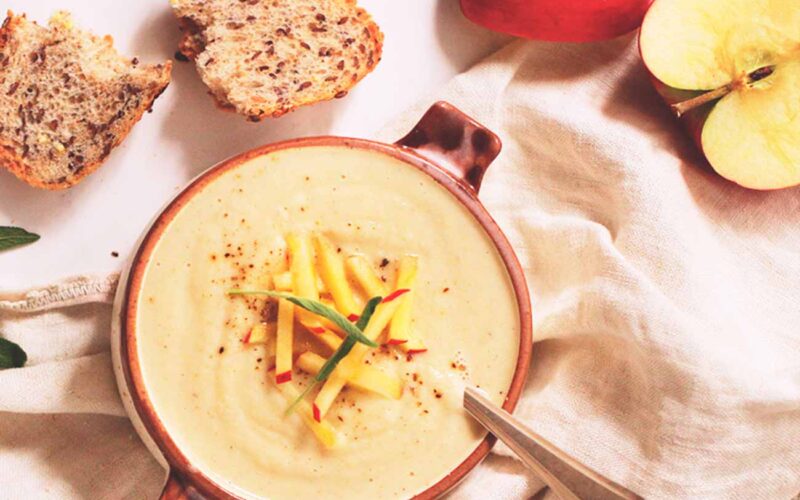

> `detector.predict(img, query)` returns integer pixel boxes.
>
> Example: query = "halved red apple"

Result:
[640,0,800,190]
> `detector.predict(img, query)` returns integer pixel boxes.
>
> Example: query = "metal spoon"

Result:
[463,386,642,500]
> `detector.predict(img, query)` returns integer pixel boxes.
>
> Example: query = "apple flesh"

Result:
[297,351,403,399]
[388,256,427,353]
[275,297,294,384]
[640,0,800,190]
[460,0,653,42]
[313,233,359,318]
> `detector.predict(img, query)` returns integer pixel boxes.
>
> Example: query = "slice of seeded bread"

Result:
[0,12,171,190]
[171,0,383,121]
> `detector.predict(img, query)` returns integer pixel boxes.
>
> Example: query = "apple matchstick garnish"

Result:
[640,0,800,190]
[460,0,653,42]
[297,351,403,399]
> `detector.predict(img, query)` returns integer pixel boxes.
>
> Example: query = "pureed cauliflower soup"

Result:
[135,145,520,499]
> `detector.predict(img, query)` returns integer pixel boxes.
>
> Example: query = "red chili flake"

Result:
[386,338,408,345]
[406,348,427,355]
[276,371,292,384]
[382,289,410,304]
[308,326,326,334]
[242,330,252,343]
[347,313,360,322]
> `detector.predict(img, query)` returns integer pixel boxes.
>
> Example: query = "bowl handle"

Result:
[160,469,205,500]
[395,101,502,194]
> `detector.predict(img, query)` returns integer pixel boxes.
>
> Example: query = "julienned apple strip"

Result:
[275,297,294,384]
[386,255,416,344]
[385,258,425,353]
[273,379,339,448]
[309,325,347,352]
[243,322,273,344]
[313,233,360,320]
[286,233,326,330]
[348,254,427,353]
[346,254,389,297]
[273,271,327,295]
[285,235,343,334]
[297,351,403,399]
[312,289,409,419]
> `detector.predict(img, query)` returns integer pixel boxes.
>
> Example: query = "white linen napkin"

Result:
[3,35,800,499]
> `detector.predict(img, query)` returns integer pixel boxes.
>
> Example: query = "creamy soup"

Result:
[135,145,520,499]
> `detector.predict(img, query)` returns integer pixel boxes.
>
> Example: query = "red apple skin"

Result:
[312,403,321,423]
[460,0,653,42]
[646,75,712,154]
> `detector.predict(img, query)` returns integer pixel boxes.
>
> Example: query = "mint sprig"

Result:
[228,289,378,348]
[0,338,27,369]
[0,226,39,252]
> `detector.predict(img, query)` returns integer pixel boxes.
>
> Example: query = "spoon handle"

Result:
[464,387,642,500]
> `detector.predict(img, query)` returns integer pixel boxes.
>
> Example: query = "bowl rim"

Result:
[119,136,533,499]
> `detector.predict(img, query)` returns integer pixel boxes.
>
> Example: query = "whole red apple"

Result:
[459,0,654,42]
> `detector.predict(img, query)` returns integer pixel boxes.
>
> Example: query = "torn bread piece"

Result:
[170,0,382,121]
[0,12,171,189]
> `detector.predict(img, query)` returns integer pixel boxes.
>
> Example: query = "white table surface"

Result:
[0,0,509,289]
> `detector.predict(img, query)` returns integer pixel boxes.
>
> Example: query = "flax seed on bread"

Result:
[0,12,171,190]
[171,0,383,121]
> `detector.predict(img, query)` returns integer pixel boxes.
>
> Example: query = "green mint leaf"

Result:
[316,337,357,382]
[228,290,378,348]
[0,338,27,369]
[0,226,40,252]
[313,296,382,384]
[355,296,382,331]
